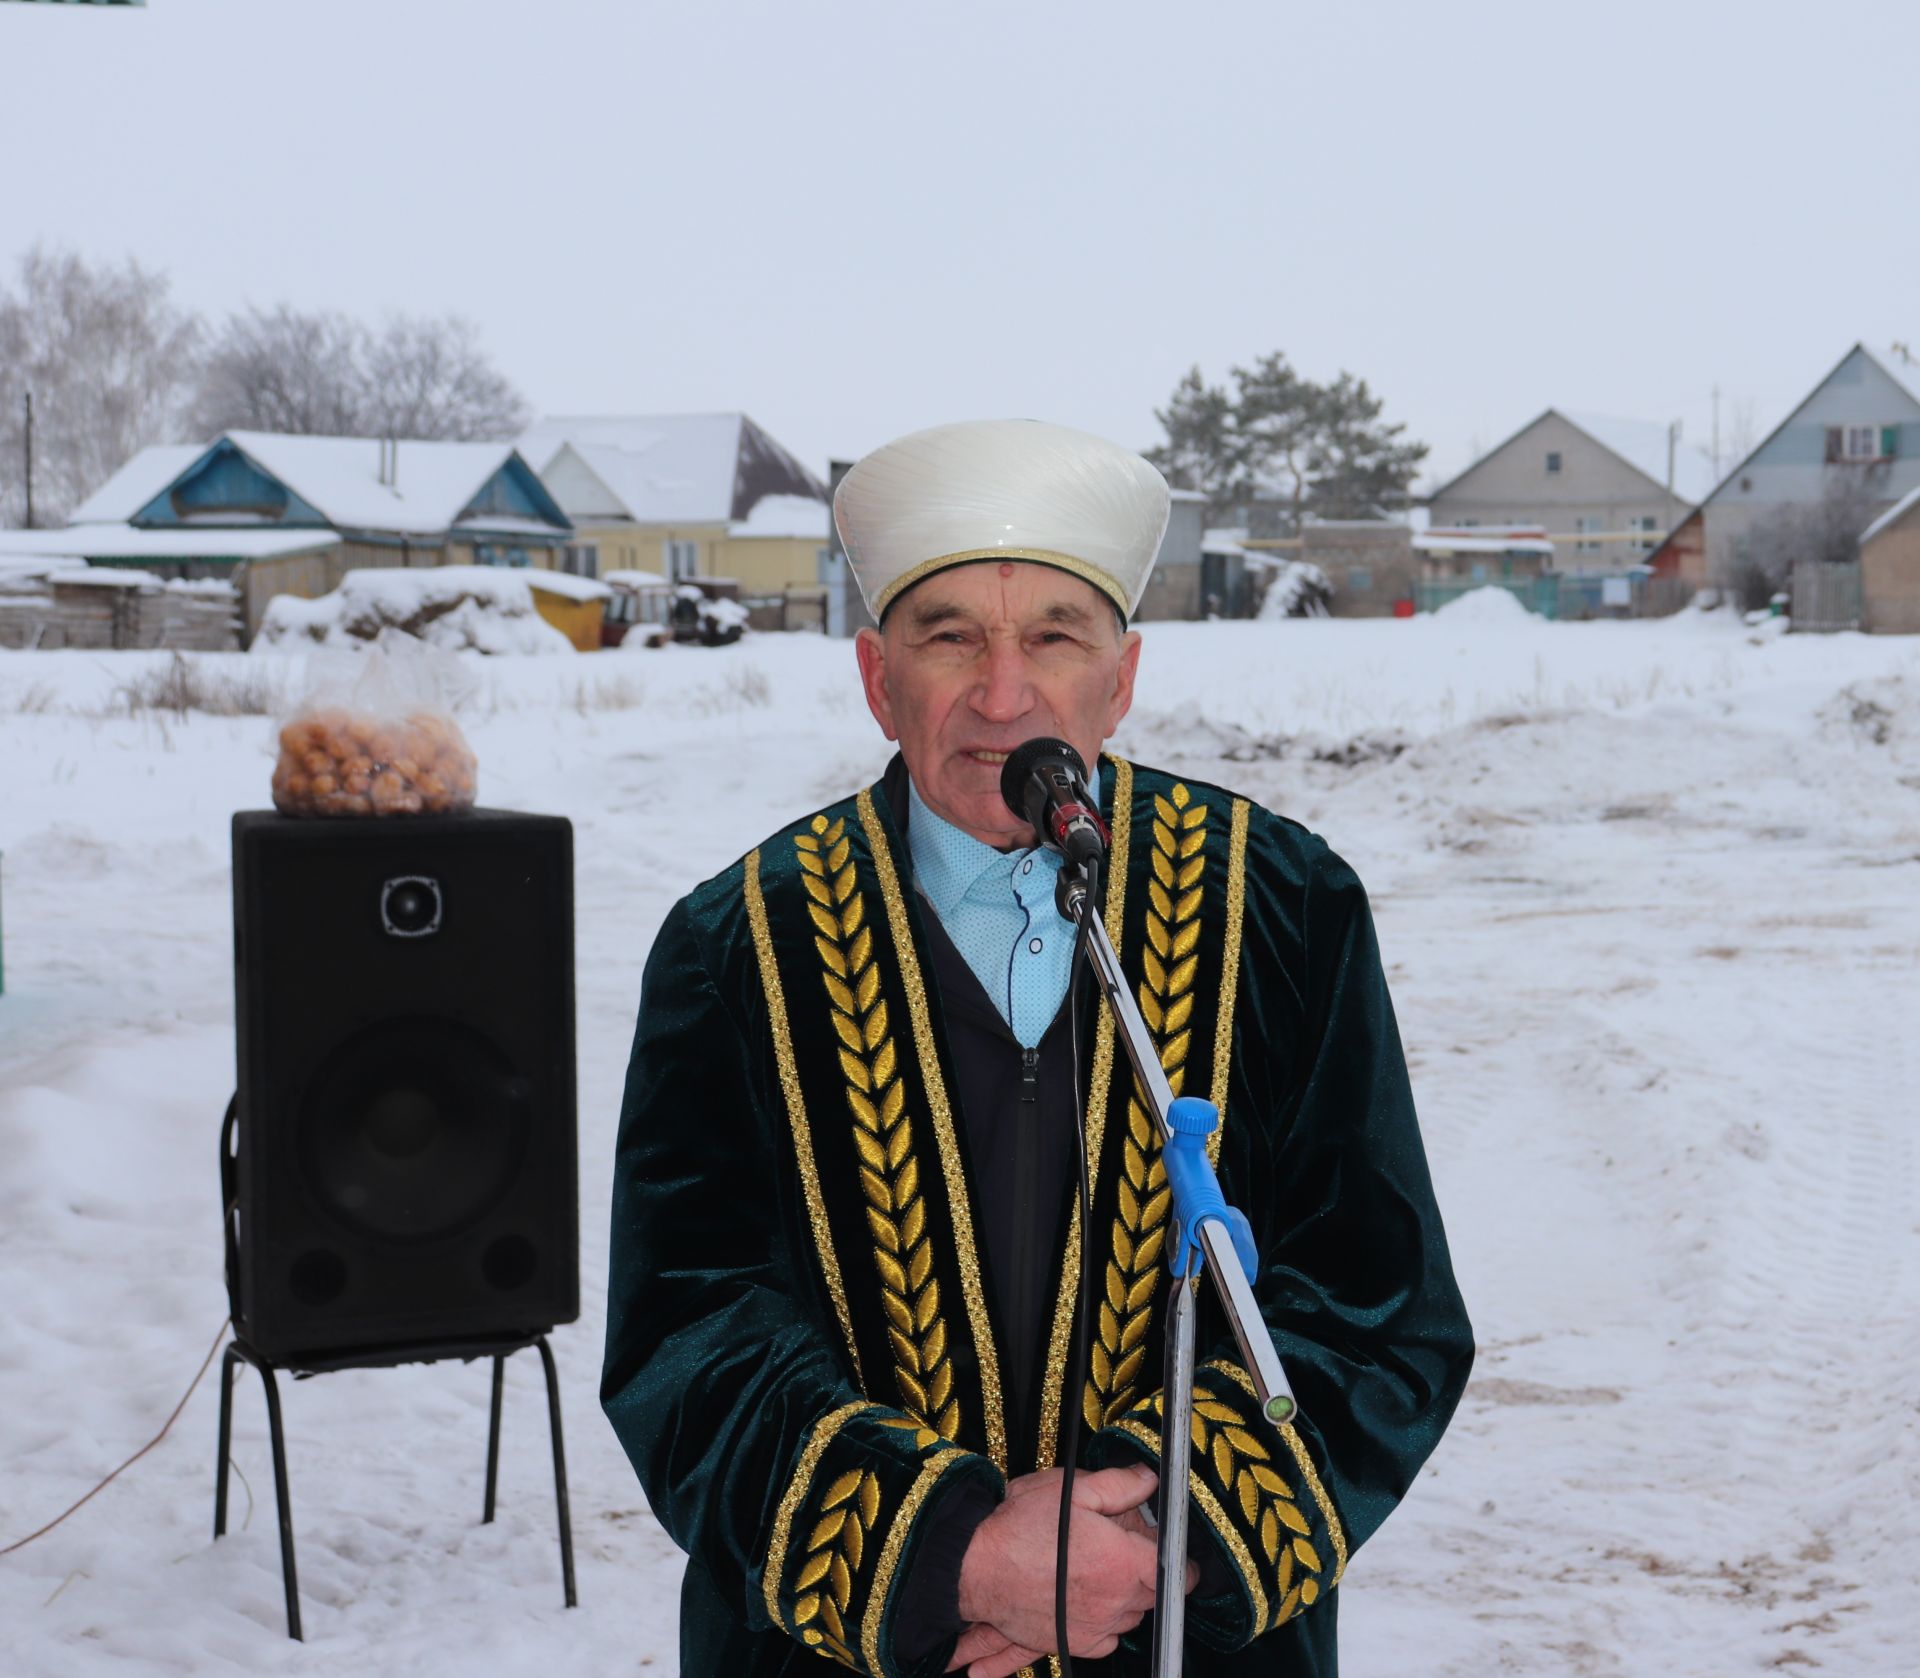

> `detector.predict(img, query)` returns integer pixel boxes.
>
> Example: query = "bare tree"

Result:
[361,316,530,441]
[186,304,364,437]
[0,246,202,527]
[1715,396,1760,481]
[190,306,530,442]
[1726,472,1880,609]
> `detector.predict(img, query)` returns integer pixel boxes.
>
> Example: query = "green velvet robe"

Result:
[602,756,1473,1676]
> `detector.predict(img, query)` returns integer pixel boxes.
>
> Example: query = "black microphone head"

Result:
[999,736,1088,832]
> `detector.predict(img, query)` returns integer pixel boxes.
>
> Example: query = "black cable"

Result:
[1054,854,1100,1677]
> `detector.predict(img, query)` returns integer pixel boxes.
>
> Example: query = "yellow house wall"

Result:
[567,521,824,592]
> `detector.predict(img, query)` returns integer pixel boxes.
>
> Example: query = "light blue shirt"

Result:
[906,778,1076,1048]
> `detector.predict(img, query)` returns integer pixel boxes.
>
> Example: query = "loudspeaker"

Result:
[229,809,578,1360]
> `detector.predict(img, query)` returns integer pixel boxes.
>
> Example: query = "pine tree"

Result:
[1307,372,1428,519]
[1144,366,1237,520]
[1145,352,1429,536]
[1229,352,1318,536]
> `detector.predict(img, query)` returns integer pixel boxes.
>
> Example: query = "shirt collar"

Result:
[905,777,1047,920]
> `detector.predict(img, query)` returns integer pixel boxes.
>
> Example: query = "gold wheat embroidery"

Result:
[791,1465,877,1666]
[797,816,959,1440]
[1085,784,1208,1428]
[1150,1386,1326,1630]
[786,1414,938,1668]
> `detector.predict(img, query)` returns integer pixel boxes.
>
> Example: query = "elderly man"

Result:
[602,420,1472,1677]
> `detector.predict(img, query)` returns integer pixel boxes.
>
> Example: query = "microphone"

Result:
[998,738,1110,872]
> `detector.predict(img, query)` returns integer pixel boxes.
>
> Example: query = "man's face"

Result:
[854,560,1141,849]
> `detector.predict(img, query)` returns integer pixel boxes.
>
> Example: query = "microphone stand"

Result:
[1056,863,1298,1678]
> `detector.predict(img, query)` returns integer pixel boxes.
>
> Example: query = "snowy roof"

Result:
[604,568,671,590]
[1201,526,1249,557]
[521,569,612,602]
[1560,411,1718,505]
[0,553,92,583]
[219,432,565,536]
[67,445,208,524]
[49,568,159,591]
[453,515,573,539]
[0,526,339,562]
[1861,481,1920,544]
[729,493,829,540]
[1414,531,1557,556]
[519,413,828,526]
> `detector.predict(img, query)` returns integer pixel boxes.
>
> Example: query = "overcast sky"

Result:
[3,0,1915,491]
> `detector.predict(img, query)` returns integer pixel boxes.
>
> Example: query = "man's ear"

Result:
[854,626,899,741]
[1106,628,1142,735]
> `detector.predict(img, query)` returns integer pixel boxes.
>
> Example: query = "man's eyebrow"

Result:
[1040,600,1097,628]
[903,599,978,630]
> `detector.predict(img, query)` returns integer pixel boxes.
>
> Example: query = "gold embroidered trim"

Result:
[1168,1383,1328,1628]
[1207,799,1251,1167]
[791,1465,880,1666]
[1209,1359,1347,1586]
[762,1400,867,1633]
[1035,756,1133,1469]
[870,547,1132,621]
[857,1446,974,1672]
[797,813,958,1439]
[1085,780,1209,1428]
[857,787,1008,1471]
[747,848,862,1383]
[1112,1417,1269,1635]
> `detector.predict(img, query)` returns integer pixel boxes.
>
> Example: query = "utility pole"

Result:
[22,390,33,530]
[1711,385,1721,480]
[1667,418,1680,497]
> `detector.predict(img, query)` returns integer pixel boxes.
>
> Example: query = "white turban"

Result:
[833,419,1171,622]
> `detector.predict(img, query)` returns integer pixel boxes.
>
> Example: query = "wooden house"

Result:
[63,432,572,641]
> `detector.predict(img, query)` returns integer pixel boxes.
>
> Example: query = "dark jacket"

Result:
[602,755,1474,1676]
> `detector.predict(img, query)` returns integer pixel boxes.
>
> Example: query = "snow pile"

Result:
[254,566,573,656]
[5,616,1920,1675]
[1431,583,1533,623]
[1254,558,1332,619]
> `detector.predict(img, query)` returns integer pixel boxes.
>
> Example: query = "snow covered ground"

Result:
[3,605,1917,1676]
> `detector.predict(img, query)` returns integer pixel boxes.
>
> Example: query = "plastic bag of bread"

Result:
[271,630,479,817]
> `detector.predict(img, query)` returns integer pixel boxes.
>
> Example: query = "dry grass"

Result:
[569,674,647,715]
[4,680,58,715]
[111,653,282,719]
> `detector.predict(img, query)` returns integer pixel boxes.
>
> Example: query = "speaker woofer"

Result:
[299,1016,530,1242]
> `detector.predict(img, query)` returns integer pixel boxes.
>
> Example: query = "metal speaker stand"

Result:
[212,1331,577,1641]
